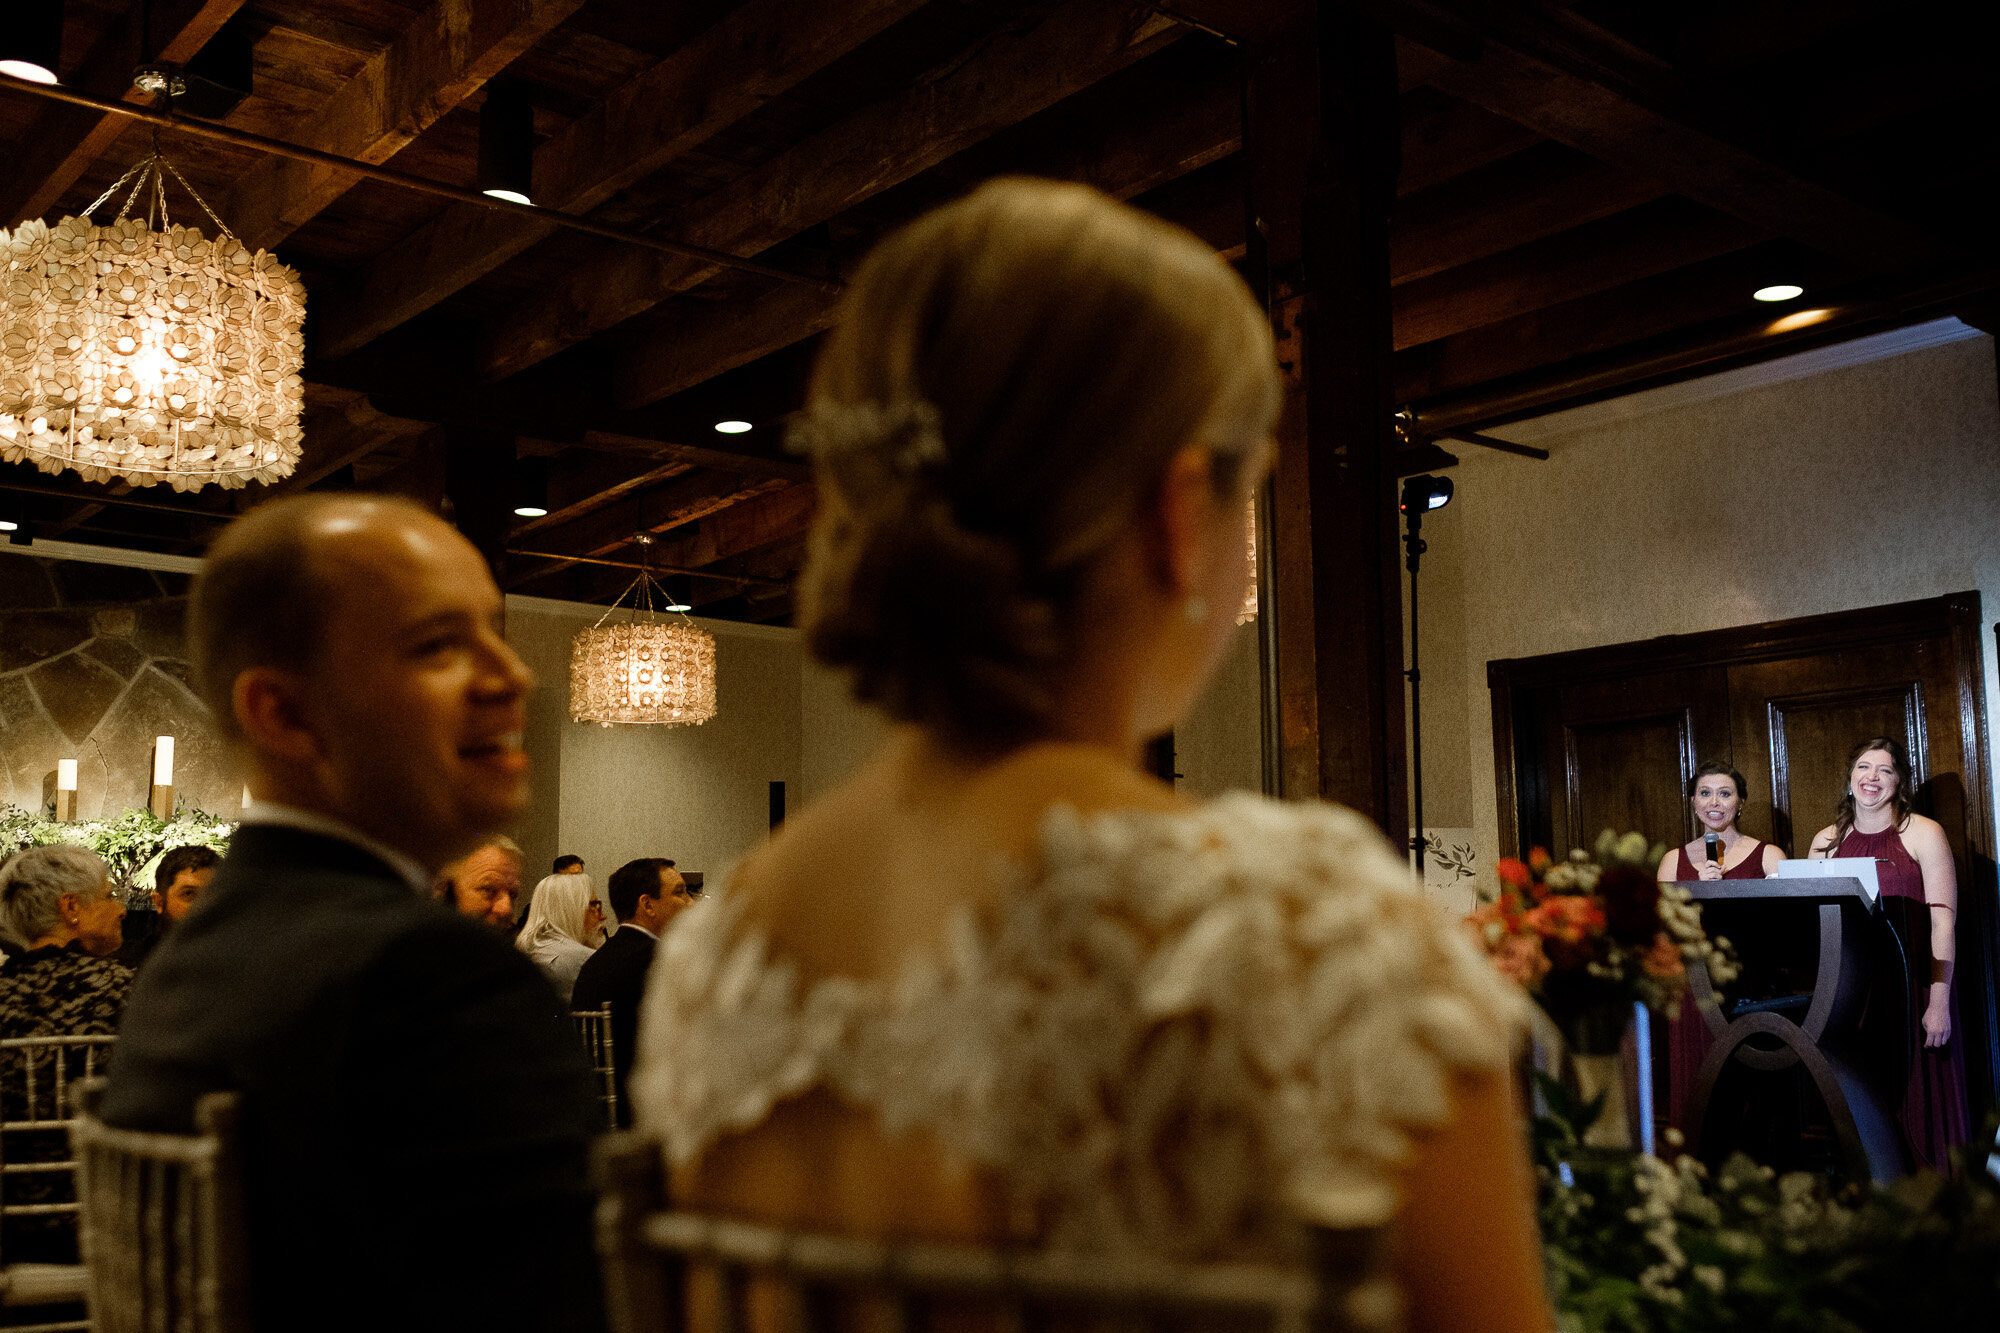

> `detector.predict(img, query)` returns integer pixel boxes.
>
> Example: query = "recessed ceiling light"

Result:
[1753,284,1803,303]
[482,188,532,206]
[714,420,752,434]
[512,505,548,518]
[0,520,17,532]
[0,60,59,85]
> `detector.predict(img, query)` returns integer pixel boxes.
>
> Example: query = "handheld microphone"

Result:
[1705,832,1723,869]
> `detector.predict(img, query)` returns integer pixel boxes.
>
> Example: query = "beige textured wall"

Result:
[1174,619,1265,798]
[507,598,805,891]
[1417,323,2000,873]
[799,658,891,809]
[507,597,891,896]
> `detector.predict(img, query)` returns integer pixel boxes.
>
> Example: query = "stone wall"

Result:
[0,550,237,819]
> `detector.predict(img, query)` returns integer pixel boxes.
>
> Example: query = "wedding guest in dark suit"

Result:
[116,843,218,970]
[572,857,694,1127]
[100,494,603,1333]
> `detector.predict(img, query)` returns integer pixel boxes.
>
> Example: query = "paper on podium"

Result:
[1772,856,1880,904]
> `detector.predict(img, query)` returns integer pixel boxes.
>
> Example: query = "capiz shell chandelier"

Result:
[570,560,717,727]
[0,149,305,491]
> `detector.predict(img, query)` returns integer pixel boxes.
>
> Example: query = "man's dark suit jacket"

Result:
[102,825,604,1332]
[570,924,654,1129]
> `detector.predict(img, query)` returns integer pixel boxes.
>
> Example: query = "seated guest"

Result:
[554,854,584,875]
[517,874,604,1004]
[0,845,132,1262]
[573,858,694,1127]
[117,843,219,970]
[631,180,1548,1331]
[1654,762,1782,1129]
[101,494,603,1333]
[434,833,522,928]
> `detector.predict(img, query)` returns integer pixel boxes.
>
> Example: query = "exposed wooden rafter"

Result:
[1384,0,1942,270]
[311,0,928,360]
[0,0,247,227]
[222,0,589,250]
[476,0,1186,381]
[613,38,1242,408]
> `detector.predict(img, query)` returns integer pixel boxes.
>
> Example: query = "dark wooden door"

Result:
[1520,667,1727,855]
[1489,593,1996,1114]
[1732,636,1967,859]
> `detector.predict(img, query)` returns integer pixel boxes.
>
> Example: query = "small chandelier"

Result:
[570,548,717,727]
[0,142,305,491]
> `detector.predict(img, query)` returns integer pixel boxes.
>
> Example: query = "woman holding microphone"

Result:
[1656,761,1784,1129]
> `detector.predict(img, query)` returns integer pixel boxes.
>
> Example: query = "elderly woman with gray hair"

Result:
[515,873,602,1005]
[0,844,133,1265]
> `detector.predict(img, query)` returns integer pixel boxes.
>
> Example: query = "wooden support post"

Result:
[1243,2,1408,842]
[444,429,516,584]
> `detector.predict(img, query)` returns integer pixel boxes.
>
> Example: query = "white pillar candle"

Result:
[153,736,175,786]
[56,759,78,792]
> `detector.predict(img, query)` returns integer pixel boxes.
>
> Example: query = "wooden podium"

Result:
[1674,876,1909,1182]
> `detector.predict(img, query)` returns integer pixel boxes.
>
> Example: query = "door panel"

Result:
[1526,667,1728,855]
[1761,686,1921,855]
[1561,711,1691,852]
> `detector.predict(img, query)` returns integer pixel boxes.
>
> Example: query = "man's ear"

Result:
[150,891,166,913]
[233,667,324,765]
[1142,445,1219,598]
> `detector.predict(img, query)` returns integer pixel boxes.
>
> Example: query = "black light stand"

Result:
[1400,474,1453,875]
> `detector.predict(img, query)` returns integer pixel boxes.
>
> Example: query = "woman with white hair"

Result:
[515,873,602,1005]
[0,845,132,1263]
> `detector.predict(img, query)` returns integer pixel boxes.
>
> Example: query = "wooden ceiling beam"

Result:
[1383,0,1941,270]
[0,0,248,227]
[259,393,439,501]
[614,41,1241,409]
[1390,142,1670,284]
[549,486,816,605]
[476,0,1185,382]
[507,472,797,588]
[1392,243,1847,406]
[222,0,588,252]
[311,0,927,361]
[507,457,694,541]
[1391,196,1761,349]
[1406,263,2000,432]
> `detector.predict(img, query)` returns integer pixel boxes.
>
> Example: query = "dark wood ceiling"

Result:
[1,0,1993,621]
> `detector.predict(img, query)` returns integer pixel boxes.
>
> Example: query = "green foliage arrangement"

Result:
[0,804,235,901]
[1535,1073,2000,1331]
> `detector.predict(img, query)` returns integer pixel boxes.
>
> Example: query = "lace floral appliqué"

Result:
[631,793,1523,1260]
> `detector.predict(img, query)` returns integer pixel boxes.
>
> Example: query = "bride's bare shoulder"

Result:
[733,736,1183,980]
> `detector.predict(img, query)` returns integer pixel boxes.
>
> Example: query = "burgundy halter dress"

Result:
[1665,841,1769,1131]
[1835,825,1972,1173]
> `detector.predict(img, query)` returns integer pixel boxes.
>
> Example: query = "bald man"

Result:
[102,495,602,1332]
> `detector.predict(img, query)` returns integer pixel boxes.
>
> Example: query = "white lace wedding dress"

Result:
[631,793,1522,1262]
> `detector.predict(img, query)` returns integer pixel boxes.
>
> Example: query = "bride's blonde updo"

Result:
[796,177,1280,751]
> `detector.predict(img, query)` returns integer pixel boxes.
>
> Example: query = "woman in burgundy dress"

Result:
[1807,736,1970,1173]
[1656,761,1785,1129]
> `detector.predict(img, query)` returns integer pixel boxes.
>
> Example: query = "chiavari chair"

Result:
[591,1134,1401,1333]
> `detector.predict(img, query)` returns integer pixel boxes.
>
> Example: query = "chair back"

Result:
[0,1034,118,1326]
[0,1034,116,1236]
[572,1004,618,1128]
[592,1135,1402,1333]
[69,1080,251,1333]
